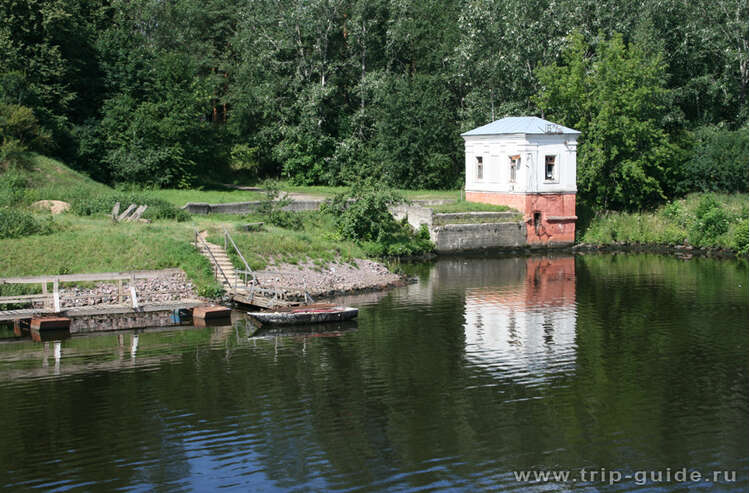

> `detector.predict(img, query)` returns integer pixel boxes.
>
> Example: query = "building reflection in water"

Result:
[463,256,577,383]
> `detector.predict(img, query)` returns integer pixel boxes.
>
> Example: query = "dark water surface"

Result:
[0,254,747,491]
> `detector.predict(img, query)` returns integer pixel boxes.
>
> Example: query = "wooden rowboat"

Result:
[247,303,358,326]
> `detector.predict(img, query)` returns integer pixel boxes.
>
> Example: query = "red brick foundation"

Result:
[465,191,576,245]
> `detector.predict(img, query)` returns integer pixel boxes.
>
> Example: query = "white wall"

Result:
[463,291,577,380]
[464,134,578,194]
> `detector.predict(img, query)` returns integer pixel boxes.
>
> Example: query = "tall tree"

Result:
[536,32,678,211]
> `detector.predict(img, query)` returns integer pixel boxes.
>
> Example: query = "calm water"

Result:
[0,254,747,491]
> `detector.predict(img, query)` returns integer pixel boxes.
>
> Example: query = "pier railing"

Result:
[0,269,184,312]
[223,228,257,289]
[194,230,233,288]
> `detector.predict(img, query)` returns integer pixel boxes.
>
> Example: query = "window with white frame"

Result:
[476,156,483,180]
[544,155,557,182]
[509,155,520,183]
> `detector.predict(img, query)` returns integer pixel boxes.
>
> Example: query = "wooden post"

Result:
[117,204,137,222]
[117,279,123,304]
[52,278,60,313]
[129,274,138,309]
[127,205,147,222]
[41,280,48,310]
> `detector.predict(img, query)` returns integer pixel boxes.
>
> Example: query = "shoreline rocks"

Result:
[56,271,200,308]
[251,258,405,301]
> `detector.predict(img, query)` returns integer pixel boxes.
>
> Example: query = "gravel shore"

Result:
[57,271,200,308]
[52,258,402,307]
[252,258,405,300]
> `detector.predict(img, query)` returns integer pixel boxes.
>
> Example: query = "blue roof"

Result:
[461,116,580,136]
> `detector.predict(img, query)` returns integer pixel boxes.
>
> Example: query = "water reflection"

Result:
[0,254,746,491]
[463,257,577,383]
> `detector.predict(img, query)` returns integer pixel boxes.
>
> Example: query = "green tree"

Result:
[536,32,678,211]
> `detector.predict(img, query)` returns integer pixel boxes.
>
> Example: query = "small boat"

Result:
[247,303,358,326]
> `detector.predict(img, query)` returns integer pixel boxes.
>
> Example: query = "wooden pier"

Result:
[0,269,212,334]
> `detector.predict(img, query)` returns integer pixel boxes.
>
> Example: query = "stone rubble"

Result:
[49,259,402,308]
[57,271,199,307]
[251,258,404,300]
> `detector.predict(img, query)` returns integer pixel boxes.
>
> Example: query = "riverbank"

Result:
[580,193,748,257]
[0,156,409,303]
[249,258,405,300]
[3,156,747,310]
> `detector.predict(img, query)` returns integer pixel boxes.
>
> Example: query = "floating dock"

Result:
[1,301,209,337]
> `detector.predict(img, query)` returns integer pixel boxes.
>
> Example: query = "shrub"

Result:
[0,137,32,170]
[0,207,55,239]
[731,218,749,257]
[257,179,303,230]
[0,170,29,207]
[678,125,748,195]
[0,103,50,158]
[322,183,406,242]
[230,143,259,180]
[689,195,732,246]
[321,183,434,256]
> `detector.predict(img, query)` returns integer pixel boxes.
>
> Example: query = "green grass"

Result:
[581,193,749,254]
[0,215,223,296]
[9,154,112,205]
[149,188,264,206]
[431,201,516,213]
[205,212,366,271]
[23,154,111,195]
[0,155,452,293]
[138,182,460,207]
[277,182,461,201]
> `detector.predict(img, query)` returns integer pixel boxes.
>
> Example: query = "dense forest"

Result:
[0,0,747,211]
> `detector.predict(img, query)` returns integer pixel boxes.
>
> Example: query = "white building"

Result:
[461,116,580,245]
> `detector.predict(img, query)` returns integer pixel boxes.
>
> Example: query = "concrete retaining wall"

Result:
[432,211,520,225]
[389,204,434,229]
[182,200,323,214]
[431,222,526,253]
[183,198,531,254]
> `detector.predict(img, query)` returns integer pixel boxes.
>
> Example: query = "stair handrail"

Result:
[223,228,257,287]
[195,229,232,288]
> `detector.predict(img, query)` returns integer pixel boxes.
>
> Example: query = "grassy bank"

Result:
[581,193,748,255]
[431,201,516,214]
[205,213,367,271]
[0,215,223,296]
[0,156,425,297]
[149,188,264,206]
[149,184,461,207]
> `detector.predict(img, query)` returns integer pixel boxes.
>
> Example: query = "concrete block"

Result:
[30,317,71,331]
[193,305,231,320]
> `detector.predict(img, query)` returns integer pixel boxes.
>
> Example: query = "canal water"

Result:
[0,254,746,491]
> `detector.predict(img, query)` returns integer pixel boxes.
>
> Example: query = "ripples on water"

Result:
[0,253,746,491]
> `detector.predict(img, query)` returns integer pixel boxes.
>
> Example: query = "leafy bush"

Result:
[677,125,748,195]
[0,170,30,207]
[0,104,48,146]
[230,143,259,180]
[689,195,731,246]
[321,183,434,256]
[257,179,303,230]
[731,218,749,257]
[0,207,55,238]
[0,137,32,170]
